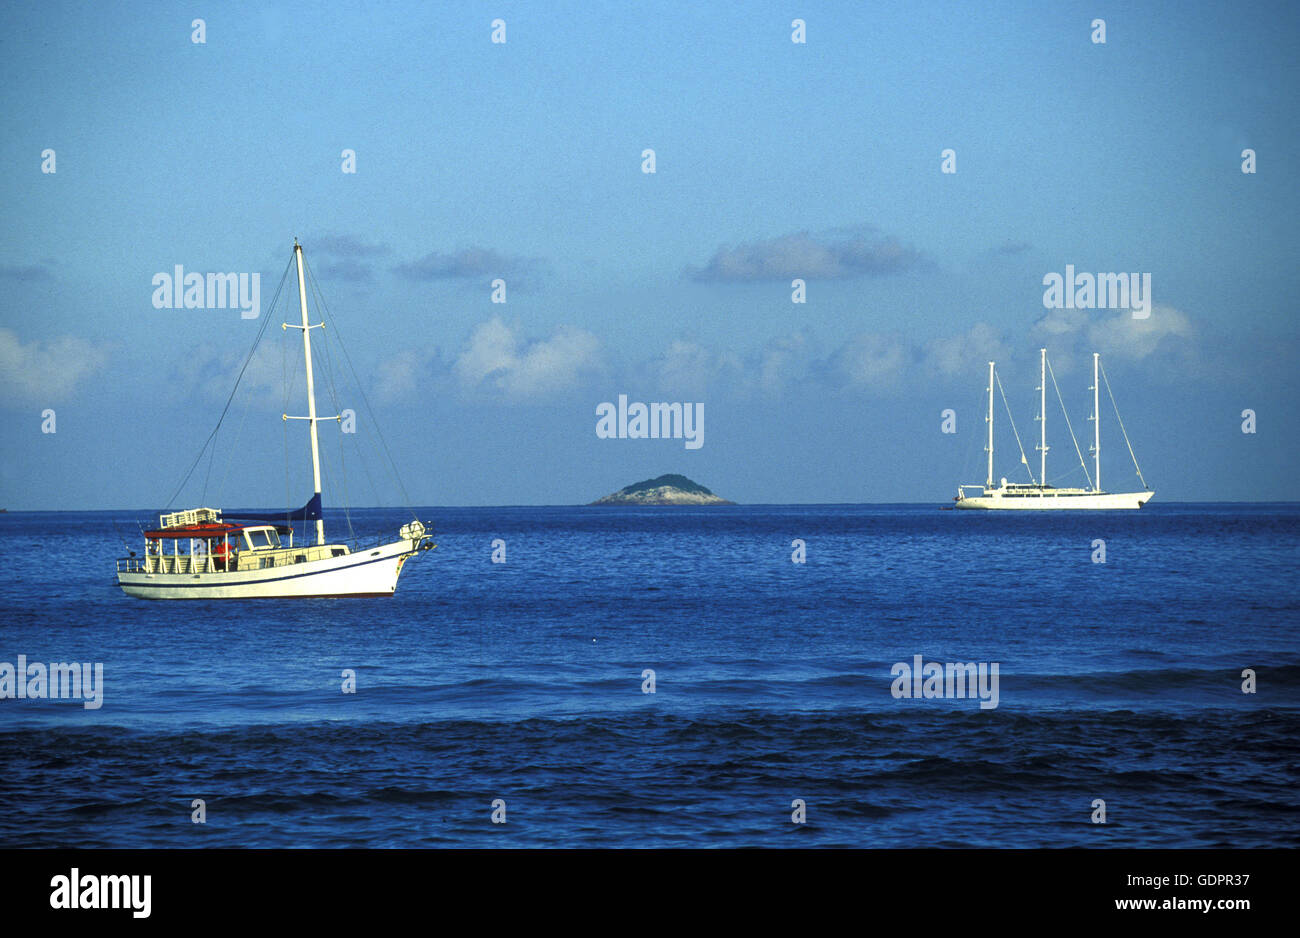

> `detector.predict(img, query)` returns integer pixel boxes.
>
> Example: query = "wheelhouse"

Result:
[116,506,303,575]
[115,503,361,577]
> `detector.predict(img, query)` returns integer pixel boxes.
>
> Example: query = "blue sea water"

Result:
[0,503,1297,848]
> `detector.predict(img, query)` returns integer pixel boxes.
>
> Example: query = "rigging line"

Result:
[962,381,982,481]
[311,303,357,543]
[994,370,1036,484]
[110,514,134,554]
[282,295,291,523]
[351,431,384,516]
[307,281,349,536]
[306,259,410,521]
[335,385,386,531]
[303,255,420,521]
[201,426,219,504]
[164,256,294,510]
[1046,356,1094,490]
[280,290,306,527]
[216,282,286,507]
[1100,360,1149,490]
[281,278,298,531]
[283,407,291,533]
[212,375,255,506]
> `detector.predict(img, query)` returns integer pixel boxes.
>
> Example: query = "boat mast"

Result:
[1037,348,1048,485]
[293,240,326,547]
[986,361,994,488]
[1093,352,1101,492]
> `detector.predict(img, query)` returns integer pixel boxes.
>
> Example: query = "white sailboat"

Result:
[955,349,1153,510]
[117,240,435,598]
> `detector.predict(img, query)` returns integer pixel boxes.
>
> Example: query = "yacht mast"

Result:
[1038,348,1048,484]
[1093,352,1101,492]
[986,361,994,488]
[292,240,326,546]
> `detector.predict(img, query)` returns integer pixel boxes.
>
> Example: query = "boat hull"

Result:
[117,538,423,599]
[955,490,1153,510]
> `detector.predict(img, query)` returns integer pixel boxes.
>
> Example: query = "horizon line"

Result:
[4,499,1300,513]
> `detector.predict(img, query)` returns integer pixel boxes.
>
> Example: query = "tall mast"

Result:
[1038,348,1047,485]
[1093,352,1101,492]
[293,240,326,547]
[986,361,994,488]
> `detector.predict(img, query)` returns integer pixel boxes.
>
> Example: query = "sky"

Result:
[1,0,1297,509]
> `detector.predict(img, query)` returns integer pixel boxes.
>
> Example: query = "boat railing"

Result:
[118,531,424,576]
[116,555,219,574]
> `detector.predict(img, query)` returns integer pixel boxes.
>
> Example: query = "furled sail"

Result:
[223,492,322,524]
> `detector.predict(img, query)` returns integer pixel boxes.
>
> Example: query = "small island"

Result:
[589,474,734,506]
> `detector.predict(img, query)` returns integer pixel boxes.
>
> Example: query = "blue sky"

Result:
[1,0,1297,508]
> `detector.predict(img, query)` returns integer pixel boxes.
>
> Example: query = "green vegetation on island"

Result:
[590,474,734,506]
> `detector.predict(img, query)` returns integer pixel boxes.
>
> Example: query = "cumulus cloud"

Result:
[0,328,109,402]
[394,247,544,289]
[640,330,910,397]
[1031,305,1194,367]
[297,234,391,282]
[925,322,1012,377]
[318,258,378,282]
[172,342,283,410]
[454,317,602,398]
[827,332,910,390]
[441,302,1203,406]
[1090,305,1194,359]
[644,339,744,395]
[641,308,1197,400]
[373,347,442,403]
[688,228,923,282]
[758,332,817,392]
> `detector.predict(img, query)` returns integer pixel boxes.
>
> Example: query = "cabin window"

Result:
[246,529,278,550]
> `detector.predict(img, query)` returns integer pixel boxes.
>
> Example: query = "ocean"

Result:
[0,503,1297,848]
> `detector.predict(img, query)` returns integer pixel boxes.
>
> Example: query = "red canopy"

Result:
[142,522,251,540]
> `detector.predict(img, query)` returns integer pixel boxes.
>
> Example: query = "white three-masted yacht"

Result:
[955,349,1153,510]
[117,241,434,598]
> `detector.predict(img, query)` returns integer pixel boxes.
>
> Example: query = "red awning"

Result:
[142,522,250,540]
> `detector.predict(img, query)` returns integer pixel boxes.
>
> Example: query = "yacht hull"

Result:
[955,490,1153,510]
[117,538,422,599]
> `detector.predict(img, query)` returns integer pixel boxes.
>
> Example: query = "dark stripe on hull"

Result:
[117,550,405,592]
[120,592,394,601]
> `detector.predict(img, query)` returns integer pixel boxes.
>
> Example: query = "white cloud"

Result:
[454,317,602,398]
[650,339,746,394]
[758,332,815,393]
[374,347,435,403]
[925,322,1011,377]
[828,332,909,389]
[0,328,109,403]
[690,229,923,282]
[1031,305,1195,373]
[1090,304,1194,359]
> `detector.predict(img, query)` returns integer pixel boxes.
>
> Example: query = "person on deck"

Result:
[213,537,232,571]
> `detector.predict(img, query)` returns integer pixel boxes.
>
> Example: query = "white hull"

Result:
[955,489,1153,510]
[118,537,420,599]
